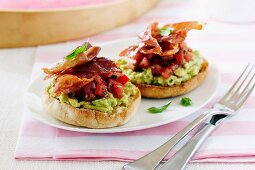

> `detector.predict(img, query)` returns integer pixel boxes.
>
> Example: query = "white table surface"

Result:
[0,45,255,170]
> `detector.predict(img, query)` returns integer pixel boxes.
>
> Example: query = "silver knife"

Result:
[159,114,227,170]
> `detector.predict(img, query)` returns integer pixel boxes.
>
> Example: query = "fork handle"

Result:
[123,111,219,170]
[159,124,216,170]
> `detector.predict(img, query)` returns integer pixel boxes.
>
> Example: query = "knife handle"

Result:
[159,124,216,170]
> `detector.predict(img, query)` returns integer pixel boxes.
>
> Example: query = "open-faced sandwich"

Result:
[42,42,141,128]
[117,21,208,98]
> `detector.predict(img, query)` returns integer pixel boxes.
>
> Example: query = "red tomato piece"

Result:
[184,51,193,62]
[160,64,178,79]
[151,64,163,75]
[108,79,124,98]
[83,82,96,100]
[95,84,108,97]
[175,51,184,65]
[161,67,172,79]
[117,74,129,85]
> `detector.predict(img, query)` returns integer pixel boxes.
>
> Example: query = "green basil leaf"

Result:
[158,27,174,36]
[148,101,172,114]
[65,43,88,60]
[180,97,192,106]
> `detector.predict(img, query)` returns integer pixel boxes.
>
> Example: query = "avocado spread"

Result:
[116,50,205,86]
[47,82,137,114]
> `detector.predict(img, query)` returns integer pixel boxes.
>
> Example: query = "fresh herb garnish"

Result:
[180,97,192,106]
[103,91,107,95]
[158,27,174,36]
[148,101,172,114]
[65,43,88,61]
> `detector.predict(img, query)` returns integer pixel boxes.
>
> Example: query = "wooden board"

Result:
[0,0,159,48]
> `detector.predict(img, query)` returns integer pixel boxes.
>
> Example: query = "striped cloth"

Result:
[15,1,255,162]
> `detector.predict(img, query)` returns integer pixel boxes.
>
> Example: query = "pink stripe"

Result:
[55,121,199,137]
[21,103,255,138]
[20,120,194,138]
[52,148,255,162]
[55,149,147,160]
[15,147,255,162]
[212,122,255,136]
[55,121,255,137]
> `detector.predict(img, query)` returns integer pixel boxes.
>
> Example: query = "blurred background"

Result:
[0,0,254,48]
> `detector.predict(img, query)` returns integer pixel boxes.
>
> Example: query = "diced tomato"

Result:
[184,51,193,62]
[117,74,129,85]
[95,84,108,97]
[160,64,178,79]
[108,79,124,98]
[175,50,184,65]
[151,64,162,76]
[161,67,172,79]
[83,82,96,100]
[139,57,150,68]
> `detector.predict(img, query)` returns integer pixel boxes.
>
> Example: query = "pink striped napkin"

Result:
[15,1,255,162]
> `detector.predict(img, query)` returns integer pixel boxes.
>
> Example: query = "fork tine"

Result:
[236,76,255,108]
[228,65,254,101]
[221,64,251,101]
[236,71,255,100]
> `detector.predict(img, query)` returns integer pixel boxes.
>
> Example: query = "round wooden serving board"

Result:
[0,0,159,48]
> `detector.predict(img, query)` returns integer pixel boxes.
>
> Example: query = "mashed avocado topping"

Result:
[116,50,205,86]
[47,82,137,114]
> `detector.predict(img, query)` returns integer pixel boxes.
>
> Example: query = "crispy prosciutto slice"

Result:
[43,43,101,77]
[54,74,94,96]
[73,57,122,79]
[44,43,129,100]
[119,21,203,78]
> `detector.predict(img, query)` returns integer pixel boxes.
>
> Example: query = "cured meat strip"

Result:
[54,74,94,96]
[119,21,203,79]
[43,43,101,77]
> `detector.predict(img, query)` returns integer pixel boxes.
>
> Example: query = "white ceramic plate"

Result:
[25,38,220,133]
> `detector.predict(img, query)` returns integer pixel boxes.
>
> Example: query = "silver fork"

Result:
[123,64,255,170]
[159,63,255,170]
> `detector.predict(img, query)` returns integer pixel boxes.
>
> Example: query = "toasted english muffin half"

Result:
[134,61,208,98]
[43,88,141,129]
